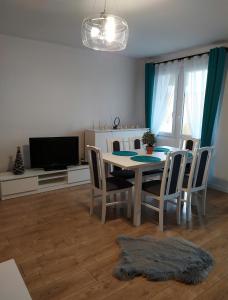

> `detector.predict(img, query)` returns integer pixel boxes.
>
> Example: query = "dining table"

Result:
[102,146,179,226]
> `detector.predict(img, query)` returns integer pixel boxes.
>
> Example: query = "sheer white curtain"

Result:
[151,61,180,135]
[182,54,209,138]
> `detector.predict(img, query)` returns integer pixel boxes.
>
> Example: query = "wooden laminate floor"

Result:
[0,186,228,300]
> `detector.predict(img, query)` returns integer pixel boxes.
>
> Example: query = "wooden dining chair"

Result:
[107,138,125,152]
[141,150,188,231]
[107,138,135,179]
[179,138,200,174]
[87,145,133,224]
[179,146,213,222]
[129,136,143,151]
[179,137,200,151]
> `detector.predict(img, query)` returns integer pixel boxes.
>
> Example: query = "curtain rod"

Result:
[154,51,209,65]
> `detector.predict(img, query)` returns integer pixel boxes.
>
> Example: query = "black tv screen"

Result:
[29,137,79,170]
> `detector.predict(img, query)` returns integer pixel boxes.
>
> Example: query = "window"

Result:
[151,54,208,139]
[182,58,208,137]
[151,61,180,135]
[159,82,175,133]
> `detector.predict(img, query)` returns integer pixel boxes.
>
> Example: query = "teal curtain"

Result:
[145,63,155,129]
[201,47,227,146]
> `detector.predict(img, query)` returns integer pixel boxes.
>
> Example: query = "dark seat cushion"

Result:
[110,169,135,179]
[143,169,163,176]
[142,180,161,196]
[106,177,133,192]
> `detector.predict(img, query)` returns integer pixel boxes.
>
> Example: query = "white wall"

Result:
[209,68,228,191]
[134,58,146,124]
[0,34,142,171]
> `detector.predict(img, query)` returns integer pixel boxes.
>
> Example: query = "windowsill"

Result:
[157,133,193,138]
[156,132,174,138]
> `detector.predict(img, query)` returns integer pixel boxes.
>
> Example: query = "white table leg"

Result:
[133,168,143,226]
[104,162,110,177]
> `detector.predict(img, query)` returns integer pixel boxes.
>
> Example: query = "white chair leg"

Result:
[116,193,121,216]
[186,193,191,222]
[121,191,126,207]
[109,194,115,214]
[159,200,164,231]
[202,188,207,216]
[195,192,200,216]
[90,188,94,216]
[183,191,186,207]
[101,194,107,224]
[176,197,181,225]
[127,189,132,219]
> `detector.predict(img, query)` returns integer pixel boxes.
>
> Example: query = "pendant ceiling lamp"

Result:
[81,0,129,51]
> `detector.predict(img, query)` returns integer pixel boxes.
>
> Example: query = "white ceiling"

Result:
[0,0,228,58]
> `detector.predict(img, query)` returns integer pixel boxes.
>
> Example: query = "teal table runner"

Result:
[131,156,161,163]
[154,147,170,153]
[112,151,137,156]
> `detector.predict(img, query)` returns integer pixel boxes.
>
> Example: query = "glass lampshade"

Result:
[81,13,129,51]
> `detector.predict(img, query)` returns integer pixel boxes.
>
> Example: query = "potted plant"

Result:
[142,130,156,154]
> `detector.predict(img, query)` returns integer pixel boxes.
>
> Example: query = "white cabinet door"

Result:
[111,130,146,150]
[1,177,38,196]
[95,132,113,152]
[68,168,90,184]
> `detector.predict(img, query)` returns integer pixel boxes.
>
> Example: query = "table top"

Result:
[102,146,178,170]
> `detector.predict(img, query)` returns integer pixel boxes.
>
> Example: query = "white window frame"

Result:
[157,60,207,142]
[158,71,180,138]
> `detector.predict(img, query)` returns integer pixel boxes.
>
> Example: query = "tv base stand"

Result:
[44,165,67,171]
[0,165,90,200]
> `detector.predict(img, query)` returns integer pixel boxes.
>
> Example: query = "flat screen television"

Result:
[29,136,79,170]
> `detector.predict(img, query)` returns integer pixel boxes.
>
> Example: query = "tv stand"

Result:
[44,165,67,171]
[0,165,90,200]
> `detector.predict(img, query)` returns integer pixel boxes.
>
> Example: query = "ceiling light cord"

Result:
[92,0,97,14]
[104,0,107,13]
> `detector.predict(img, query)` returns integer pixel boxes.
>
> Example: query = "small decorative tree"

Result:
[142,130,156,154]
[13,146,25,175]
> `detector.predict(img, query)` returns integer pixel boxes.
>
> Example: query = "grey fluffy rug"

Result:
[113,235,214,284]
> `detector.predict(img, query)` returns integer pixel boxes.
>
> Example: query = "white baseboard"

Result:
[208,177,228,193]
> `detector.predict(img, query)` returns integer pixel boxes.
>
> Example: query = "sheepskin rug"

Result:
[113,235,214,284]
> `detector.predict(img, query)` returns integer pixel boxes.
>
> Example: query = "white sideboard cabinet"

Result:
[0,165,90,200]
[85,128,148,158]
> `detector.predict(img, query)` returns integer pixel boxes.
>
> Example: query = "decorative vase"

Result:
[113,116,120,129]
[146,145,153,155]
[13,146,25,175]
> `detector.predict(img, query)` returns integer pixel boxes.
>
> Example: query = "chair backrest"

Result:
[107,138,130,152]
[179,138,200,151]
[86,145,106,191]
[107,138,124,152]
[129,136,143,150]
[160,150,188,197]
[186,146,213,190]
